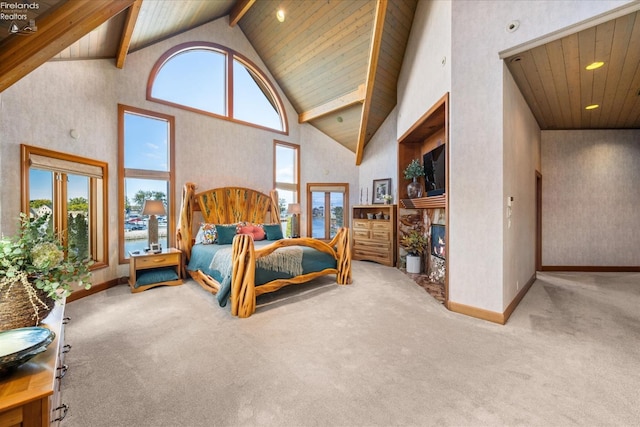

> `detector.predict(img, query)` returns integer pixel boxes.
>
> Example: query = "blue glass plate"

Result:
[0,327,55,375]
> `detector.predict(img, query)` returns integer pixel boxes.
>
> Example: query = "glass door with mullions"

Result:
[308,184,348,240]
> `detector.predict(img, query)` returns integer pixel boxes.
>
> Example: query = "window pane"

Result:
[29,169,54,216]
[152,49,226,116]
[124,112,170,171]
[124,178,169,252]
[330,192,344,238]
[233,59,282,130]
[275,145,295,185]
[311,192,326,238]
[67,174,90,260]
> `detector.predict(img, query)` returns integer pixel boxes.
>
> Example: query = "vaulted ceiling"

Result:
[0,1,638,164]
[0,0,417,165]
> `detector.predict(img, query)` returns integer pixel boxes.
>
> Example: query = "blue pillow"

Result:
[136,268,179,287]
[263,224,284,241]
[216,224,237,245]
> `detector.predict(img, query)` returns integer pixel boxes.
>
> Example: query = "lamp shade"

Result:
[287,203,301,215]
[142,200,166,216]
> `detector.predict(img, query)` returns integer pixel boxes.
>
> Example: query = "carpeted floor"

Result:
[60,262,640,426]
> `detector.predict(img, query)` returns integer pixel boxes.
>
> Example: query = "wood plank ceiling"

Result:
[1,1,638,163]
[504,9,640,130]
[0,0,417,164]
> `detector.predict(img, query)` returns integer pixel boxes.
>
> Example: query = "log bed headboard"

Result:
[177,183,281,262]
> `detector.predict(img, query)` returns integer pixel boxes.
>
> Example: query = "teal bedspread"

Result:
[187,240,337,307]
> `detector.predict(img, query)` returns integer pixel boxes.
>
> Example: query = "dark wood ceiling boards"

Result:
[504,9,640,130]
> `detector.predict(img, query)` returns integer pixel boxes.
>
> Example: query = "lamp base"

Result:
[148,215,159,248]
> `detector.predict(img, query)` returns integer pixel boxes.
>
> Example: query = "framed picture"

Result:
[149,243,161,253]
[372,178,392,204]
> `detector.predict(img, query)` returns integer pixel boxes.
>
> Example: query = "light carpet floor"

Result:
[61,262,640,426]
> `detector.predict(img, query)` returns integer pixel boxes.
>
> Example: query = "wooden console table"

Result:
[0,302,69,427]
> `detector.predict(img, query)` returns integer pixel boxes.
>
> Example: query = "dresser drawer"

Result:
[371,221,391,231]
[135,253,179,269]
[371,230,390,240]
[354,239,390,252]
[353,219,370,229]
[354,249,391,263]
[353,229,370,239]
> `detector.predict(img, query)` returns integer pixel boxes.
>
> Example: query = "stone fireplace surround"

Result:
[398,208,446,301]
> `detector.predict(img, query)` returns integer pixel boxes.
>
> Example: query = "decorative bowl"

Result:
[0,327,55,376]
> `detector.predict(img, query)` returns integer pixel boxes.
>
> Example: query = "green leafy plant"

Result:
[0,213,92,307]
[400,230,429,256]
[403,159,425,180]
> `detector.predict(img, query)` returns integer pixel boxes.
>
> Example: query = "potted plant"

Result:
[0,213,92,330]
[404,159,424,198]
[400,230,428,274]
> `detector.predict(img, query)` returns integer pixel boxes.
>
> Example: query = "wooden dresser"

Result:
[352,205,397,267]
[0,302,69,427]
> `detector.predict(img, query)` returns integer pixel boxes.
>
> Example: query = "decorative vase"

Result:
[0,281,55,331]
[407,177,423,198]
[406,255,422,274]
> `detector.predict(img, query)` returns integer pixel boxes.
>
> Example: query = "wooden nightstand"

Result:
[128,248,182,293]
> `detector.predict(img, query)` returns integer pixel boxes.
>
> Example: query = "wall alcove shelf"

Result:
[397,92,449,306]
[400,194,446,209]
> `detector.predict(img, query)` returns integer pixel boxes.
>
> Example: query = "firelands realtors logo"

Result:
[1,1,39,34]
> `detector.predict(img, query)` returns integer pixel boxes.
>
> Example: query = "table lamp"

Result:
[142,199,166,248]
[287,203,301,238]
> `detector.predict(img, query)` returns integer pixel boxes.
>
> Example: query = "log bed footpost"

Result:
[335,227,352,285]
[230,234,257,318]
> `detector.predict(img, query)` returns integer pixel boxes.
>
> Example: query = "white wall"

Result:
[358,108,398,206]
[396,0,451,139]
[502,63,541,307]
[0,17,358,285]
[541,130,640,266]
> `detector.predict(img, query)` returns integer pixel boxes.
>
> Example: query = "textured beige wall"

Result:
[502,63,541,308]
[541,130,640,266]
[396,0,451,139]
[0,17,358,284]
[359,108,398,205]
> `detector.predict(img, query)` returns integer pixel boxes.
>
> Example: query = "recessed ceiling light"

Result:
[506,20,520,33]
[585,61,604,70]
[276,9,285,22]
[585,104,600,110]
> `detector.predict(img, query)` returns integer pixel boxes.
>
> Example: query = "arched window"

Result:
[148,42,287,134]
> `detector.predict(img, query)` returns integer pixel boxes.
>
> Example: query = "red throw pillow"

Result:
[239,224,266,241]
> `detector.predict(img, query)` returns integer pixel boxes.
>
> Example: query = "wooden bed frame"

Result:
[176,183,352,318]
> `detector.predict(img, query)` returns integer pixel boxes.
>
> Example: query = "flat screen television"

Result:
[423,144,446,197]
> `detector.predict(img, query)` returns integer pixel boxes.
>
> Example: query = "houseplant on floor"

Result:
[0,213,92,331]
[404,159,425,198]
[400,230,428,274]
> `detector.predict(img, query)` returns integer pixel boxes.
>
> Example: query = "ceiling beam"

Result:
[229,0,256,27]
[116,0,143,69]
[0,0,135,93]
[355,0,387,165]
[298,85,366,123]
